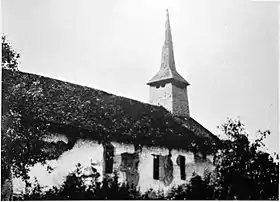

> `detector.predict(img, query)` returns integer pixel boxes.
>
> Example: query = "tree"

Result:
[1,74,69,199]
[165,119,278,200]
[2,34,20,71]
[1,35,60,200]
[212,118,279,200]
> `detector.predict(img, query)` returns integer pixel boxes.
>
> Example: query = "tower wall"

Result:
[149,83,190,117]
[149,83,173,112]
[172,85,190,117]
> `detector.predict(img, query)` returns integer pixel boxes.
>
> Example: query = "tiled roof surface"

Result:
[2,69,219,153]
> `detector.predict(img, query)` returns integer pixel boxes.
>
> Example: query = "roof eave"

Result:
[147,77,190,87]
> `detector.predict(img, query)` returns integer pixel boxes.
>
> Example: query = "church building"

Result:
[4,10,220,194]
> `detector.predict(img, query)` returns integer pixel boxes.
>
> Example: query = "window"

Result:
[153,155,159,180]
[105,150,114,173]
[103,144,114,174]
[178,155,186,180]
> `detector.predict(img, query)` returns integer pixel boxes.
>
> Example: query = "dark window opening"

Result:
[104,144,114,174]
[179,156,186,180]
[153,155,159,180]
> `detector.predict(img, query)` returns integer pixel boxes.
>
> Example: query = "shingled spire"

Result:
[147,10,190,117]
[147,9,189,87]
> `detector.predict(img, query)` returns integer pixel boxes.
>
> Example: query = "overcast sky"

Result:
[3,0,278,153]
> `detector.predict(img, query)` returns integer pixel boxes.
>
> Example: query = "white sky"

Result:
[2,0,279,154]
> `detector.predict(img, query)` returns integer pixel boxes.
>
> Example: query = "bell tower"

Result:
[147,10,190,117]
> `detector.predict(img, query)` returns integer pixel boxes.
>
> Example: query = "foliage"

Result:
[97,171,142,200]
[19,169,225,200]
[212,118,279,200]
[1,37,62,185]
[165,119,278,200]
[140,188,165,200]
[166,173,214,200]
[2,34,20,71]
[22,163,142,200]
[1,71,57,184]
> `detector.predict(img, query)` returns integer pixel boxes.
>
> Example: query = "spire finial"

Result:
[166,9,169,20]
[165,8,171,43]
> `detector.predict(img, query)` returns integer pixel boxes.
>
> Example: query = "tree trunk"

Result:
[1,169,13,201]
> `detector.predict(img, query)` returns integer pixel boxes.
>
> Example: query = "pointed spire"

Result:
[165,9,172,43]
[162,8,175,71]
[147,10,189,87]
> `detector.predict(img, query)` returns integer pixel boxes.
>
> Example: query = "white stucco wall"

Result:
[149,83,190,117]
[13,134,214,194]
[149,83,173,112]
[137,146,214,193]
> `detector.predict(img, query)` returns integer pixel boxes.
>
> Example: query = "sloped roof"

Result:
[147,10,189,87]
[2,69,219,153]
[147,66,190,86]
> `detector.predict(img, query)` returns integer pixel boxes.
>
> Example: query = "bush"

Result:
[166,173,214,200]
[22,163,141,200]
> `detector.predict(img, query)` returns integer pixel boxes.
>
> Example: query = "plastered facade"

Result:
[13,134,214,194]
[149,83,173,112]
[149,83,190,117]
